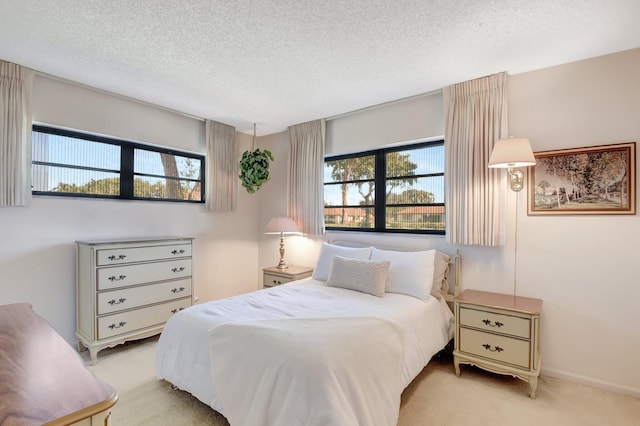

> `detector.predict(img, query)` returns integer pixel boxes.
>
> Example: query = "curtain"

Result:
[288,119,325,235]
[205,120,238,212]
[444,72,508,246]
[0,60,35,207]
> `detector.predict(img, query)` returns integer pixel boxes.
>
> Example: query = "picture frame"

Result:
[528,142,636,215]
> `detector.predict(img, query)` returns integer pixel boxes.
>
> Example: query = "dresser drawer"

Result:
[263,273,294,287]
[459,306,531,339]
[97,278,192,315]
[459,327,531,369]
[96,243,192,266]
[97,259,191,290]
[97,298,191,339]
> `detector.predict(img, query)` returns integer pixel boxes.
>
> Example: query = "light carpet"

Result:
[87,337,639,426]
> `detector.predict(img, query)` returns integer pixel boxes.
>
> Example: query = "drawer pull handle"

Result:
[107,254,127,261]
[108,298,127,305]
[108,321,127,330]
[482,344,504,353]
[171,249,185,255]
[482,319,504,328]
[171,308,185,314]
[108,275,127,282]
[171,287,186,293]
[272,280,282,285]
[171,267,185,273]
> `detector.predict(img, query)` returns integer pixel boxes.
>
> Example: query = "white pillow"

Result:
[433,251,451,300]
[326,256,390,297]
[312,243,374,281]
[370,248,436,301]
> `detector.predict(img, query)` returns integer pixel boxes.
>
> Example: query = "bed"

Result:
[156,242,460,426]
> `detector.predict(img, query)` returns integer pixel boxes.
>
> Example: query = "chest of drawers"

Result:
[453,289,542,398]
[76,237,194,363]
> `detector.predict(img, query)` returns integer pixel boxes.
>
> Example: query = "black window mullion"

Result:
[374,152,385,230]
[120,145,134,199]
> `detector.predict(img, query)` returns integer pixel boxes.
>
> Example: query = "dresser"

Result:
[262,265,313,288]
[76,237,194,364]
[0,303,117,425]
[453,289,543,398]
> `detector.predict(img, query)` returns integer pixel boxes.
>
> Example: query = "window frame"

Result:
[31,124,205,203]
[324,139,445,235]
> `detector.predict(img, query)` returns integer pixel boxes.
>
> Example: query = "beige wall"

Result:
[508,48,640,394]
[0,76,260,345]
[258,48,640,396]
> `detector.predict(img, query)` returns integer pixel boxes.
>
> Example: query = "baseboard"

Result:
[541,367,640,398]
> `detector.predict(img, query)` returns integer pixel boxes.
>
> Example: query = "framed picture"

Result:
[528,142,636,215]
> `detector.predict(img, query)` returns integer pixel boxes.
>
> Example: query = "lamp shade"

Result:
[265,216,302,235]
[488,137,536,168]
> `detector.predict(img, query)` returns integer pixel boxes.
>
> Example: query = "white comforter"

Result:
[210,317,404,426]
[156,278,454,425]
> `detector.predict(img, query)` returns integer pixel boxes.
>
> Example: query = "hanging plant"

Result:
[239,124,274,194]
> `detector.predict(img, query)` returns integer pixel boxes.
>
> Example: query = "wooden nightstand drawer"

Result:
[459,328,531,369]
[459,307,531,339]
[263,273,292,287]
[262,265,313,288]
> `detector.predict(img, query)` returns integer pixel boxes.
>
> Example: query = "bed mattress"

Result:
[156,278,454,420]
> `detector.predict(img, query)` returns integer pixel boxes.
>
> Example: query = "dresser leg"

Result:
[454,356,461,376]
[529,376,538,399]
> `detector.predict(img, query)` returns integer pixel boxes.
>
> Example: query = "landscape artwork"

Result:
[528,142,636,215]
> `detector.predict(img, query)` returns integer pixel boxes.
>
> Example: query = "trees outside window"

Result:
[324,140,444,234]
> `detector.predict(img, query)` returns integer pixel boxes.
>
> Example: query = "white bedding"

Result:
[156,278,454,424]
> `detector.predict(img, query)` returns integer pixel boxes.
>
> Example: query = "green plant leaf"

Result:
[239,148,274,193]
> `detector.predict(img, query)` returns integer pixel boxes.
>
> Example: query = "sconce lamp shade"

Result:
[488,137,536,169]
[265,216,302,235]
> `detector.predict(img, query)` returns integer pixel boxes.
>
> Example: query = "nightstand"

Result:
[262,265,314,288]
[453,289,543,398]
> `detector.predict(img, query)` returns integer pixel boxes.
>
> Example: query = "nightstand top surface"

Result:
[263,265,314,275]
[456,289,542,314]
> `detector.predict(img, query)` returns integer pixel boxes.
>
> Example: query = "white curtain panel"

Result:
[444,72,508,246]
[205,120,238,212]
[287,119,325,235]
[0,60,35,207]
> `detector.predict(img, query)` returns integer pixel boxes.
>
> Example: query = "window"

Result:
[31,125,204,202]
[323,140,444,234]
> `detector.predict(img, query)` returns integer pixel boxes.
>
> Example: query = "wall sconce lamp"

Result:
[488,137,536,191]
[488,137,536,297]
[265,216,302,270]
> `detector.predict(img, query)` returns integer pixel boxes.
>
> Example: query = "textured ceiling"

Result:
[1,0,639,135]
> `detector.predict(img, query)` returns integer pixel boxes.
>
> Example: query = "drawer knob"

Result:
[108,275,127,282]
[108,298,126,305]
[171,249,185,255]
[482,344,504,353]
[108,321,127,330]
[171,287,186,293]
[107,254,127,261]
[482,319,504,328]
[171,267,185,273]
